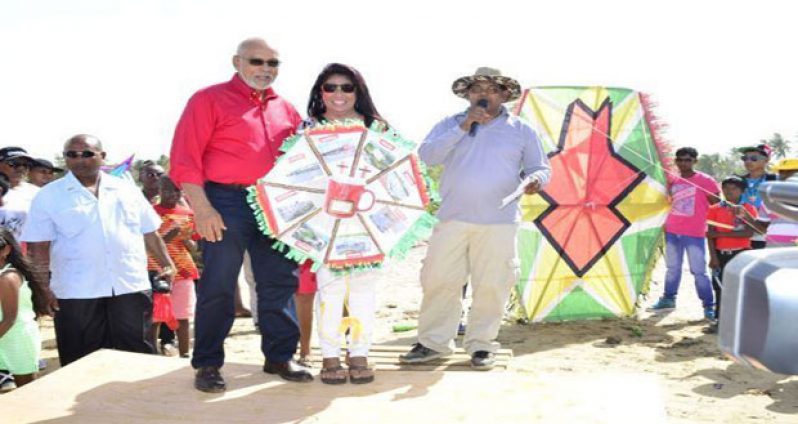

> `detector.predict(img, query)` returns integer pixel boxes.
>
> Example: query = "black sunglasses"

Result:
[321,83,356,94]
[64,150,98,159]
[246,57,280,67]
[740,154,765,162]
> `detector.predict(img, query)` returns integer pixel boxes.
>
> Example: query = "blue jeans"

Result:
[663,232,714,308]
[191,184,299,369]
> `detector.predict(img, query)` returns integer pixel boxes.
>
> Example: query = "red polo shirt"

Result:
[170,74,303,186]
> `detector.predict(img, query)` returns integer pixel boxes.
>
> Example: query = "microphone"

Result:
[469,99,489,137]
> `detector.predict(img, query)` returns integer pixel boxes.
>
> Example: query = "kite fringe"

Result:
[388,212,438,260]
[246,187,318,269]
[639,93,673,175]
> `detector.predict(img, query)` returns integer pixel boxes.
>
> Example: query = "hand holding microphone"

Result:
[461,99,490,136]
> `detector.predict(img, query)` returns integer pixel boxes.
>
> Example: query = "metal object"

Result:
[718,179,798,374]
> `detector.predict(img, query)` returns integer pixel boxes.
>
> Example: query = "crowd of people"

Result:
[649,144,798,334]
[0,36,796,395]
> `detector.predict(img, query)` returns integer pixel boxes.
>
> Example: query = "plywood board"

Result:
[2,349,666,424]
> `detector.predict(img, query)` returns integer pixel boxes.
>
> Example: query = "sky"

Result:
[1,0,796,163]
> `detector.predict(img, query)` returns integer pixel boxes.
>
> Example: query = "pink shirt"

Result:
[665,171,720,237]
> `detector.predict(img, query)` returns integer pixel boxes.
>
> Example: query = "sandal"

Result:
[348,356,375,384]
[320,358,347,385]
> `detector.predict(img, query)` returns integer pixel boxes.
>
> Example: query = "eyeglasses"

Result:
[246,57,280,68]
[674,157,694,162]
[468,84,506,95]
[64,150,98,159]
[741,154,765,162]
[321,83,356,94]
[3,159,30,169]
[144,171,163,178]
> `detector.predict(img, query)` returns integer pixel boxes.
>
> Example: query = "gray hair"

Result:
[236,38,276,56]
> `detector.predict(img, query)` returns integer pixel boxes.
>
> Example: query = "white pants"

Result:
[417,220,519,355]
[315,268,376,358]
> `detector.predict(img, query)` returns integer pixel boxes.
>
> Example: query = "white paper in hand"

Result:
[500,177,536,209]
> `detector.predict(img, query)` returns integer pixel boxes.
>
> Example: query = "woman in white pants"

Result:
[304,62,390,384]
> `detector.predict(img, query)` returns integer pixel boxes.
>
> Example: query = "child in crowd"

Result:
[706,176,757,326]
[147,175,199,358]
[0,227,41,390]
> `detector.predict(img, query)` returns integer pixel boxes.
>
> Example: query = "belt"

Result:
[205,181,251,191]
[718,249,744,255]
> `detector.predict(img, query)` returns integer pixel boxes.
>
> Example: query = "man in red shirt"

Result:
[170,38,309,393]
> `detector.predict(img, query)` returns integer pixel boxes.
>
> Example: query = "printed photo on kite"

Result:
[320,142,355,163]
[277,199,316,222]
[286,162,324,184]
[334,233,372,257]
[363,142,396,171]
[291,222,329,252]
[379,171,411,201]
[369,206,409,234]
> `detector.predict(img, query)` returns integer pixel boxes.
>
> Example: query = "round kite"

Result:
[248,121,436,271]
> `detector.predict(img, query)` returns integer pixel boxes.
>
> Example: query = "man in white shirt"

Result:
[22,135,176,366]
[0,147,40,240]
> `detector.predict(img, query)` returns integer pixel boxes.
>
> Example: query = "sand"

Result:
[29,245,798,423]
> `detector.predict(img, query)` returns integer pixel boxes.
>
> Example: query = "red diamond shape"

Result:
[535,98,645,277]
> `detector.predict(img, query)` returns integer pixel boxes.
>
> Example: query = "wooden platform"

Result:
[310,345,513,371]
[3,349,666,423]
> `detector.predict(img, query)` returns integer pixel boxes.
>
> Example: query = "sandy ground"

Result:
[34,244,798,423]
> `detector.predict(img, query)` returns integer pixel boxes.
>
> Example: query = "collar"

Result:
[229,74,277,104]
[64,171,121,195]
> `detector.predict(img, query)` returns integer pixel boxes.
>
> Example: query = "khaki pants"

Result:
[418,220,519,355]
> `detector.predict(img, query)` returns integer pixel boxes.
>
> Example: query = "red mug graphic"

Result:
[324,176,375,218]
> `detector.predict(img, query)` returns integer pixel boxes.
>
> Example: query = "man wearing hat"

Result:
[27,158,63,187]
[400,67,550,370]
[738,144,777,249]
[0,147,40,239]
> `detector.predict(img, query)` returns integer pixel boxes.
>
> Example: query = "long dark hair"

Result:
[307,63,388,129]
[0,227,41,309]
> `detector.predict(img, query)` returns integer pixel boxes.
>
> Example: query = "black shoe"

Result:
[399,343,445,364]
[470,351,496,371]
[263,359,314,382]
[194,366,226,393]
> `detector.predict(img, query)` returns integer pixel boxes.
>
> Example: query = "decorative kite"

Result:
[249,121,436,271]
[511,87,670,322]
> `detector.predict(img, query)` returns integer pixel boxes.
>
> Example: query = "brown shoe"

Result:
[263,359,313,382]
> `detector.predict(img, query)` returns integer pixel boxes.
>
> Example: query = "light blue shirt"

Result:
[419,108,551,224]
[21,172,161,299]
